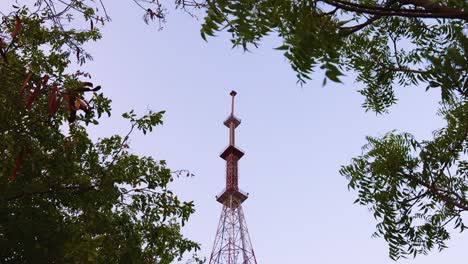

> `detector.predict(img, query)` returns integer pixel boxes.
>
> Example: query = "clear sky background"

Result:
[9,1,468,263]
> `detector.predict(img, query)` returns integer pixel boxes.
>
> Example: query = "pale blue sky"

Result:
[81,3,467,262]
[7,1,468,263]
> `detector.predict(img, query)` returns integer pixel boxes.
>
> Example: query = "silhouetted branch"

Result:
[321,0,468,20]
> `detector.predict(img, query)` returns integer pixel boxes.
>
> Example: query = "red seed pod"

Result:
[48,83,58,115]
[41,75,49,88]
[11,16,21,39]
[26,81,41,110]
[18,72,33,104]
[10,150,25,181]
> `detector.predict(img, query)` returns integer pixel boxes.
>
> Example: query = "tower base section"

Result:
[209,196,257,264]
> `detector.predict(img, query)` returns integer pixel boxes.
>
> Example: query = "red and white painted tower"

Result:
[209,91,258,264]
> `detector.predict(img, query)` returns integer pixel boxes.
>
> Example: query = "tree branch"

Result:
[383,66,428,74]
[321,0,468,20]
[341,15,382,35]
[399,0,461,14]
[340,0,400,35]
[400,172,468,211]
[106,123,136,168]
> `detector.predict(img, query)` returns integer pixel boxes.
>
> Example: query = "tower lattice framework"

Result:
[209,91,257,264]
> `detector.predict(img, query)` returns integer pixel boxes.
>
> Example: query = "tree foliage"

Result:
[0,1,202,263]
[341,101,467,258]
[173,0,467,260]
[2,0,466,261]
[196,0,467,112]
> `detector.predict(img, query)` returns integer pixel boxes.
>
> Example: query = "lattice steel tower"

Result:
[209,91,258,264]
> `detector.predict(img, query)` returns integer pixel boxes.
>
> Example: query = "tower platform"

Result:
[220,145,244,160]
[223,115,241,128]
[216,187,248,206]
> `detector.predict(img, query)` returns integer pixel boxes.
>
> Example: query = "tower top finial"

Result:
[230,90,237,115]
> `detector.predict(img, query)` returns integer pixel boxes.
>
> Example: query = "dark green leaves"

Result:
[198,1,466,112]
[0,2,201,263]
[123,110,165,135]
[340,102,468,260]
[200,0,345,84]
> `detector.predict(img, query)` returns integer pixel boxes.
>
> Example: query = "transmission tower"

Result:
[209,91,258,264]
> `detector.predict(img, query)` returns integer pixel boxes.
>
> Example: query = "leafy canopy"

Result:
[1,0,466,261]
[0,1,202,263]
[173,0,467,260]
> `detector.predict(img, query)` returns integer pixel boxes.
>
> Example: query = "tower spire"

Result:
[209,91,257,264]
[226,90,239,147]
[230,90,236,116]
